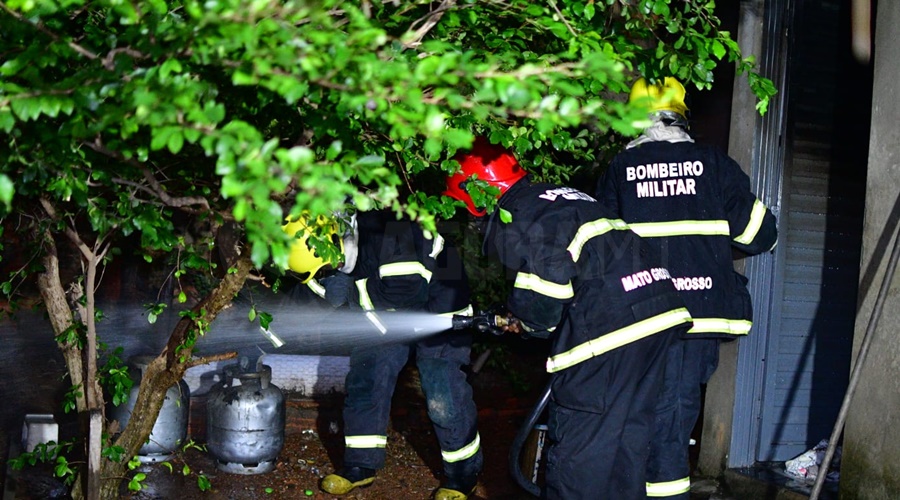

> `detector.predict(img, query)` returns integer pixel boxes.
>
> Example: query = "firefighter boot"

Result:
[320,466,376,495]
[432,474,478,500]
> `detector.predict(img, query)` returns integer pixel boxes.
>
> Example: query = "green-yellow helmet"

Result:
[628,77,689,118]
[282,213,343,283]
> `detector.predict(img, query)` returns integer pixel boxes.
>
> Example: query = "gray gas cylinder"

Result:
[206,359,285,474]
[109,355,190,463]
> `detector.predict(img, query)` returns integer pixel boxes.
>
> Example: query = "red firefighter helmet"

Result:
[444,137,527,216]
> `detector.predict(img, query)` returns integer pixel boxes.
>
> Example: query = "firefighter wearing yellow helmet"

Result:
[283,208,483,499]
[596,77,778,500]
[283,213,344,283]
[629,76,690,119]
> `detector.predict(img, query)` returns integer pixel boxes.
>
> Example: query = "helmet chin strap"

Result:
[339,213,359,274]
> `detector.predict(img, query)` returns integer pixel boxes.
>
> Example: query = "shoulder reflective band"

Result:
[442,433,481,463]
[426,232,445,259]
[734,199,769,245]
[345,435,388,449]
[546,307,692,373]
[567,218,631,262]
[687,317,752,336]
[628,219,730,238]
[379,261,433,282]
[435,304,474,318]
[514,272,574,300]
[307,278,326,299]
[355,278,374,311]
[646,477,691,497]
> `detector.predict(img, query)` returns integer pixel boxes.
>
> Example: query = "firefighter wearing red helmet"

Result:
[596,77,778,499]
[444,137,526,216]
[446,137,693,499]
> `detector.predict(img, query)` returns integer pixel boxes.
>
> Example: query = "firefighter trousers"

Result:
[543,328,677,500]
[341,339,483,479]
[646,337,721,499]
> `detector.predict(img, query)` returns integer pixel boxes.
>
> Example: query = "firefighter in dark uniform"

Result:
[283,209,482,500]
[445,138,693,499]
[595,77,778,499]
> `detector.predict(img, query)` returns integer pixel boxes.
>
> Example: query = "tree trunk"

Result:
[36,229,87,413]
[35,194,256,499]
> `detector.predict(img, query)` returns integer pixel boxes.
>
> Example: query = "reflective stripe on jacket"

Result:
[483,179,692,411]
[597,141,778,339]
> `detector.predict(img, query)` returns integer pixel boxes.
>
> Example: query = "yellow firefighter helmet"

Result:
[628,77,689,118]
[283,213,343,283]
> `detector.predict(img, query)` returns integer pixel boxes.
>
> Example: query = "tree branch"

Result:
[84,138,212,210]
[186,351,238,369]
[547,0,577,37]
[0,1,99,60]
[401,0,456,49]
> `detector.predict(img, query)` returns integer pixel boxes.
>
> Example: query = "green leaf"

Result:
[167,130,185,154]
[711,39,726,59]
[326,141,343,161]
[353,155,385,168]
[160,58,183,78]
[259,311,273,330]
[0,110,15,133]
[0,174,14,210]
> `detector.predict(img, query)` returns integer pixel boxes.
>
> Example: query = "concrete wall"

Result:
[841,2,900,498]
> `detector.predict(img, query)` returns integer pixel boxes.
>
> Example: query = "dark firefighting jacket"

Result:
[307,210,479,466]
[597,140,778,339]
[483,178,692,413]
[307,210,472,318]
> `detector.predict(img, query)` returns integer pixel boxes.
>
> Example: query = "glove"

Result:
[318,272,353,308]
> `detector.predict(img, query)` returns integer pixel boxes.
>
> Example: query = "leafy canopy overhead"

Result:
[0,0,775,272]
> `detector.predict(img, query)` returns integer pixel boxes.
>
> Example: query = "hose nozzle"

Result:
[451,313,511,335]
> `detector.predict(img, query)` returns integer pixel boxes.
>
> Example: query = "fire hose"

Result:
[452,312,548,497]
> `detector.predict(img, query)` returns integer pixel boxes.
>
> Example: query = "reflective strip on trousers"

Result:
[646,477,691,497]
[514,272,574,300]
[355,278,374,310]
[379,261,433,282]
[628,219,730,238]
[734,199,769,245]
[687,317,752,336]
[546,308,692,373]
[442,433,481,463]
[345,435,388,449]
[566,217,631,262]
[307,278,326,299]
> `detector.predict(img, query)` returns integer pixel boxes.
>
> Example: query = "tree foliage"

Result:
[0,0,775,497]
[1,0,775,266]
